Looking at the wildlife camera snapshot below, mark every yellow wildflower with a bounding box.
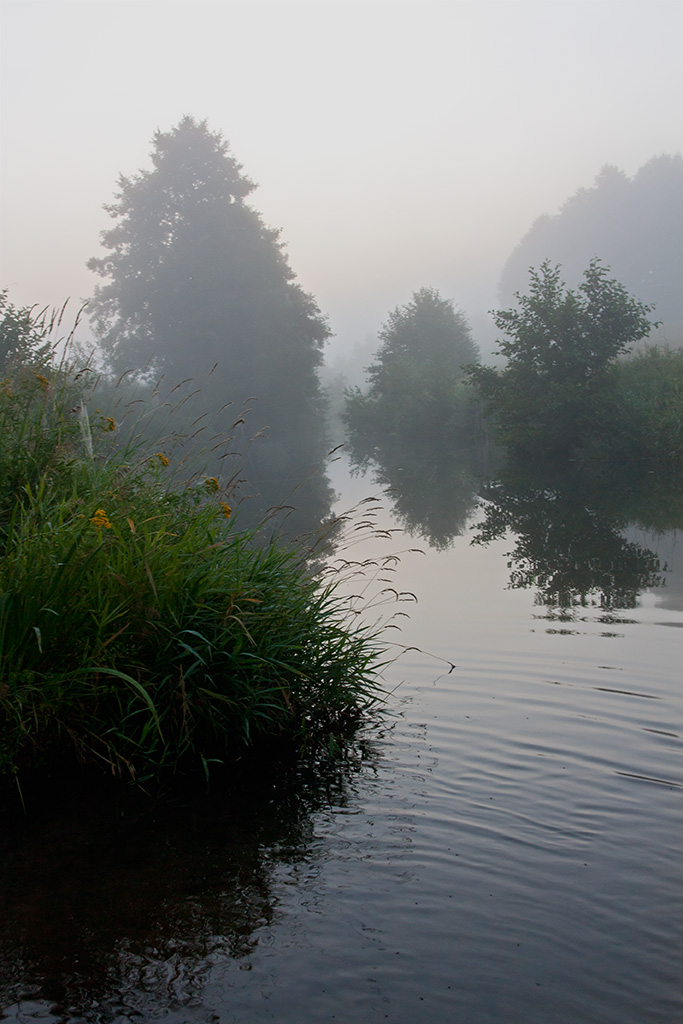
[34,373,50,391]
[89,509,112,530]
[219,502,232,519]
[100,415,116,432]
[155,452,170,466]
[204,476,219,493]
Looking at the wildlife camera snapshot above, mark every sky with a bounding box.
[1,0,681,358]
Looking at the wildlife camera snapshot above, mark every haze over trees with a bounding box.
[343,288,480,459]
[498,155,683,338]
[342,288,482,547]
[467,260,683,471]
[87,116,332,529]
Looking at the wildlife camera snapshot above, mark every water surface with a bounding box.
[1,461,681,1023]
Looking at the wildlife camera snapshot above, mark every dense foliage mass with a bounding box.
[344,288,480,458]
[341,289,484,547]
[0,291,54,373]
[0,306,384,799]
[88,116,332,529]
[466,261,672,468]
[499,155,683,336]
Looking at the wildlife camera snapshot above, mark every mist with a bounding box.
[1,0,681,363]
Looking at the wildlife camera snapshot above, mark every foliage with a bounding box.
[499,154,683,334]
[0,291,55,372]
[0,354,386,795]
[87,116,333,529]
[344,287,480,459]
[604,346,683,470]
[467,261,656,464]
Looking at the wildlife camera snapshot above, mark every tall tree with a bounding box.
[88,116,332,529]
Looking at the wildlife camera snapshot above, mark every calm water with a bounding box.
[1,461,682,1023]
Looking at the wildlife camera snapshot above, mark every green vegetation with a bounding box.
[0,307,386,798]
[605,346,683,471]
[467,260,670,468]
[344,288,480,458]
[342,288,484,548]
[0,290,55,373]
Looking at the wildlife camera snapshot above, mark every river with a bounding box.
[1,458,681,1023]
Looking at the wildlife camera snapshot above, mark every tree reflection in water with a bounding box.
[473,465,683,610]
[348,443,483,551]
[348,425,683,610]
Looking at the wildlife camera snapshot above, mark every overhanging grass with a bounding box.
[0,362,387,792]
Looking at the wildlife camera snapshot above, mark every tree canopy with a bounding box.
[467,261,656,464]
[87,116,332,528]
[498,155,683,336]
[344,287,480,459]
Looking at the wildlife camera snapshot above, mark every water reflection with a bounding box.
[473,467,683,609]
[0,742,377,1022]
[347,442,482,550]
[347,427,683,610]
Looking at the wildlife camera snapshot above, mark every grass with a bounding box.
[0,350,390,799]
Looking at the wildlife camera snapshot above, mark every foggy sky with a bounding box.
[1,0,681,356]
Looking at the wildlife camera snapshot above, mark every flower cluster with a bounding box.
[89,509,112,530]
[219,502,232,519]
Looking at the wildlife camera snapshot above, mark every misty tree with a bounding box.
[467,260,656,464]
[343,287,480,464]
[87,116,332,528]
[498,155,683,337]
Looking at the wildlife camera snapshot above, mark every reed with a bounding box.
[0,355,388,795]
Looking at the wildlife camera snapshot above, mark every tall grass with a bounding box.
[0,352,389,795]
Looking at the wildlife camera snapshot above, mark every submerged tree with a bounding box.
[88,116,332,529]
[467,260,656,464]
[344,287,480,461]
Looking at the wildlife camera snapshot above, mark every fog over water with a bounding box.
[1,0,682,358]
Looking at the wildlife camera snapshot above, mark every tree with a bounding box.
[498,155,683,336]
[467,260,656,463]
[87,116,332,528]
[344,287,480,460]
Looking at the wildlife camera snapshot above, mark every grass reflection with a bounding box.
[0,733,381,1020]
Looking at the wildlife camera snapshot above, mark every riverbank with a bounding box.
[0,364,385,806]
